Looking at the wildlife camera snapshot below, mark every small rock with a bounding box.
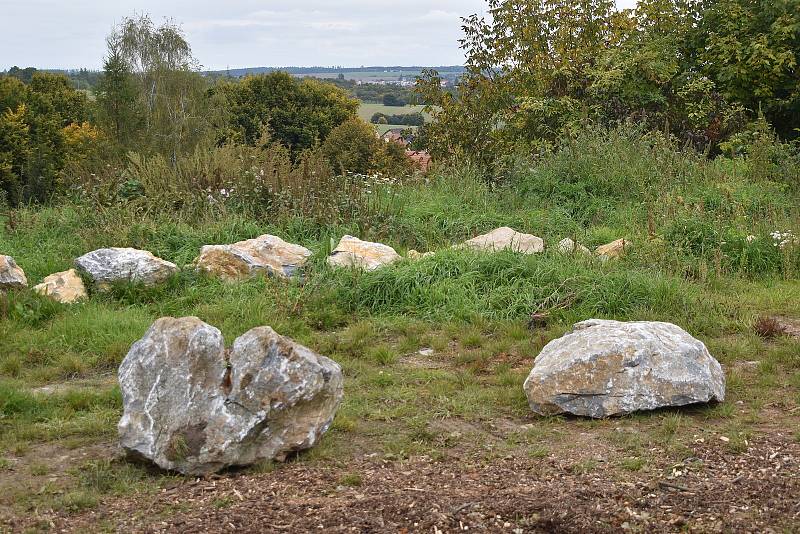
[418,348,434,357]
[327,236,401,271]
[524,319,725,418]
[595,238,629,260]
[195,234,312,281]
[118,317,344,475]
[33,269,87,304]
[407,250,434,260]
[0,255,27,290]
[557,238,591,256]
[459,227,544,254]
[75,247,178,289]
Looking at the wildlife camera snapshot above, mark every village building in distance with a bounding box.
[380,128,432,172]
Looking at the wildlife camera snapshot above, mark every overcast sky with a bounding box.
[1,0,639,70]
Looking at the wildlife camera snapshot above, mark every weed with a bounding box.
[528,446,549,458]
[57,491,98,512]
[620,457,646,471]
[753,315,786,339]
[338,473,363,487]
[212,496,235,509]
[368,344,398,366]
[570,459,598,475]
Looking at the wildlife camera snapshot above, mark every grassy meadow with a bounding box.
[1,128,799,529]
[357,103,431,135]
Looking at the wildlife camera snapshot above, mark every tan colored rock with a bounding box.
[595,238,629,259]
[557,238,591,256]
[195,235,312,281]
[407,249,435,260]
[33,269,87,304]
[0,255,27,290]
[523,319,725,418]
[327,236,401,271]
[460,227,544,254]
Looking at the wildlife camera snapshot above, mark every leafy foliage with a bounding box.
[215,72,358,159]
[418,0,798,164]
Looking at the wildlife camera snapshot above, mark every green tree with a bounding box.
[322,119,380,174]
[106,14,217,160]
[0,72,92,204]
[218,72,358,159]
[0,76,28,113]
[382,93,406,106]
[696,0,800,138]
[96,39,141,148]
[0,104,31,203]
[28,72,88,126]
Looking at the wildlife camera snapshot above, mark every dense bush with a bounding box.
[370,112,425,126]
[215,72,358,159]
[419,0,800,163]
[0,73,93,205]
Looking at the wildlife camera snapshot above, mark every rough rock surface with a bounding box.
[33,269,87,303]
[460,227,544,254]
[118,317,343,475]
[195,235,312,281]
[524,319,725,418]
[557,238,591,256]
[595,238,628,259]
[407,250,435,260]
[0,255,27,289]
[75,248,178,289]
[327,235,401,271]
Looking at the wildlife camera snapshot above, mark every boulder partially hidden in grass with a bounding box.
[523,319,725,418]
[0,255,27,290]
[33,269,87,304]
[118,317,344,475]
[459,227,544,254]
[194,234,312,281]
[75,247,178,290]
[595,238,628,260]
[407,249,435,260]
[557,238,591,256]
[327,235,401,271]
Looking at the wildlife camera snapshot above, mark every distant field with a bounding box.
[358,103,433,134]
[301,70,424,82]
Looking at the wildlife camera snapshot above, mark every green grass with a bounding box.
[0,126,798,521]
[357,102,431,134]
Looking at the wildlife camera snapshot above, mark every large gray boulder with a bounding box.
[523,319,725,418]
[0,255,27,290]
[194,234,312,281]
[75,247,178,289]
[118,317,343,475]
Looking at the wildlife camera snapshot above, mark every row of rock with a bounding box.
[118,316,724,475]
[0,228,628,303]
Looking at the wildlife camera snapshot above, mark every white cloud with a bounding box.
[0,0,638,70]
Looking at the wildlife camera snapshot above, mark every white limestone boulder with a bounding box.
[118,317,344,475]
[75,248,178,289]
[0,255,27,290]
[557,238,591,256]
[459,227,544,254]
[523,319,725,418]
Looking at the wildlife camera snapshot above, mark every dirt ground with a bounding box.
[3,428,798,533]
